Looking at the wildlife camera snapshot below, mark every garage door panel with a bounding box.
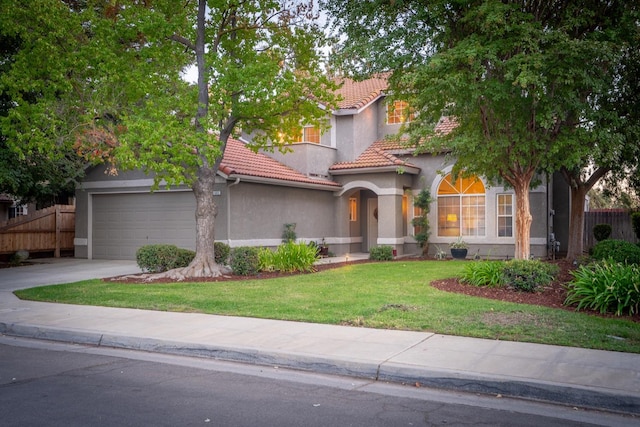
[92,192,196,260]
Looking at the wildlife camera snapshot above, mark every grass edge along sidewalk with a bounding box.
[15,260,640,354]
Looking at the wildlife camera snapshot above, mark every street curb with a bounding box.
[2,322,639,416]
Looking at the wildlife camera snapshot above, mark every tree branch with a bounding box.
[169,34,195,51]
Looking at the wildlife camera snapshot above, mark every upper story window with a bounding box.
[386,100,414,125]
[437,173,486,237]
[280,126,321,144]
[301,126,320,144]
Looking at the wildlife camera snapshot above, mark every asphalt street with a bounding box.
[1,336,635,427]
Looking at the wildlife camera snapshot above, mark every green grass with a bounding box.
[15,261,640,353]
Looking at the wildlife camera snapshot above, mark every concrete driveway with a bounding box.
[0,258,141,293]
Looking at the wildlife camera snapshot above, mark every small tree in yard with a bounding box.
[1,1,338,279]
[411,189,431,255]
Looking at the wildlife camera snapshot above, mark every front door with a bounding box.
[367,198,378,251]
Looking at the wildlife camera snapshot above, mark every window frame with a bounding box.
[386,100,414,125]
[497,194,514,238]
[436,173,486,238]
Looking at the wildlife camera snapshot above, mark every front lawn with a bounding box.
[15,261,640,353]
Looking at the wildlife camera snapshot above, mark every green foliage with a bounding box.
[592,224,612,242]
[281,223,297,243]
[136,244,195,273]
[213,241,230,265]
[0,1,340,274]
[631,212,640,241]
[501,260,559,293]
[258,241,318,273]
[566,260,640,316]
[230,246,260,276]
[460,261,504,288]
[369,246,394,261]
[326,0,640,260]
[411,189,432,250]
[592,239,640,265]
[461,260,558,292]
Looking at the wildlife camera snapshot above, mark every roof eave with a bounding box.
[333,93,385,116]
[330,165,420,176]
[223,173,342,192]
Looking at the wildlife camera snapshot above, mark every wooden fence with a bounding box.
[583,210,638,249]
[0,204,75,257]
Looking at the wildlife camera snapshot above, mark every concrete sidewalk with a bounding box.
[1,257,639,416]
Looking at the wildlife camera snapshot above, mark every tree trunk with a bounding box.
[561,166,609,261]
[513,178,533,260]
[565,185,588,261]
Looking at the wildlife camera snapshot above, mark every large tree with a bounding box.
[1,0,337,277]
[325,0,639,260]
[558,28,640,259]
[0,12,85,207]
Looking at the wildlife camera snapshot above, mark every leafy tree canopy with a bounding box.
[2,0,338,276]
[325,0,639,258]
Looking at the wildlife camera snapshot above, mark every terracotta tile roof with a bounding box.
[434,116,457,134]
[219,139,341,188]
[334,75,389,110]
[329,140,420,172]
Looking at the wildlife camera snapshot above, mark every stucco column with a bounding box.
[333,195,352,255]
[377,193,405,255]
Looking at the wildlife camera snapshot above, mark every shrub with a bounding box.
[631,212,640,241]
[411,189,432,253]
[501,260,559,293]
[213,241,230,265]
[591,239,640,265]
[282,223,297,243]
[592,223,612,242]
[369,245,394,261]
[565,260,640,316]
[260,241,318,273]
[460,261,504,287]
[230,246,261,276]
[136,244,195,273]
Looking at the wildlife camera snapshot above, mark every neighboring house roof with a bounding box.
[0,194,14,204]
[334,75,389,111]
[219,138,341,190]
[329,140,420,175]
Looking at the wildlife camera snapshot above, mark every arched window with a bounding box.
[437,173,486,237]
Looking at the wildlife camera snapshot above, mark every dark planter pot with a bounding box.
[319,246,329,257]
[450,248,468,260]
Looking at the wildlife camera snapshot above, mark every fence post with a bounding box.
[55,205,61,258]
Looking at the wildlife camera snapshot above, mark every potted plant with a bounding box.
[449,236,468,259]
[319,238,329,257]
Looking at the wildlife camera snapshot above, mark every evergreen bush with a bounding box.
[369,245,394,261]
[230,246,261,275]
[136,244,195,273]
[592,239,640,265]
[592,223,612,242]
[501,259,559,292]
[411,189,432,253]
[213,241,231,265]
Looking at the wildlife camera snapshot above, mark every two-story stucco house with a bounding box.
[74,75,563,260]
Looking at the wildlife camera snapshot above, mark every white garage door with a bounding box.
[92,192,196,260]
